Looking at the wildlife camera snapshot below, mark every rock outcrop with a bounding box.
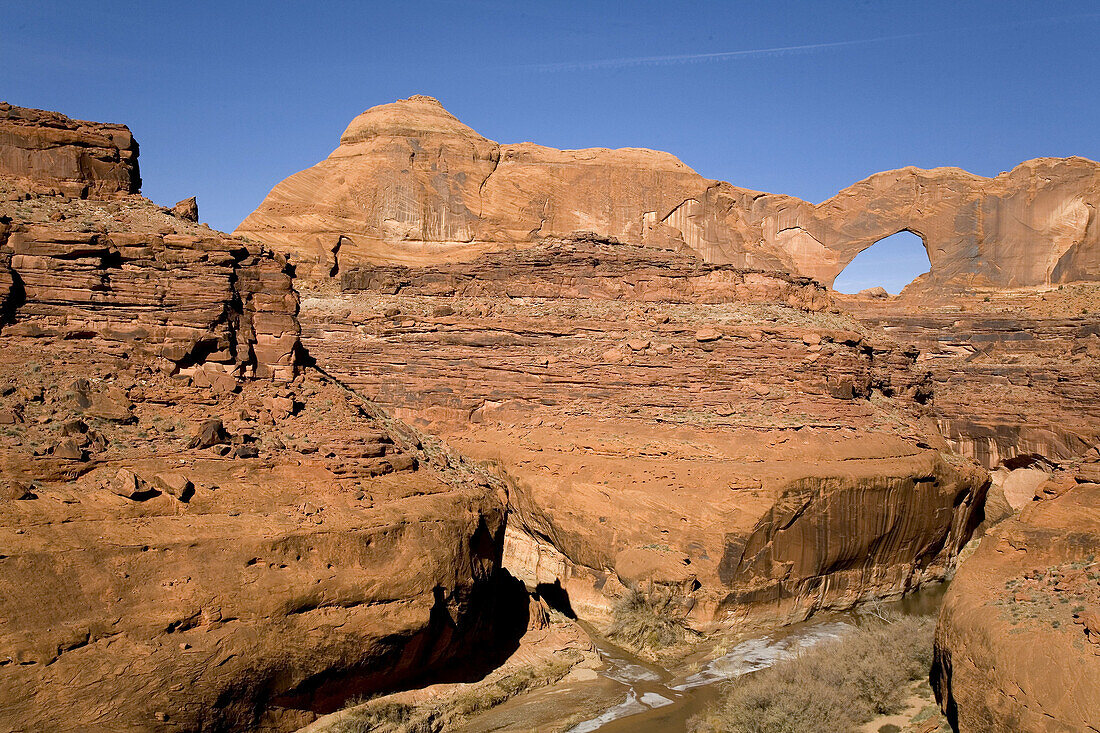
[841,287,1100,470]
[932,479,1100,732]
[302,238,988,627]
[0,339,508,731]
[0,104,509,731]
[237,95,1100,290]
[0,102,140,198]
[0,106,301,383]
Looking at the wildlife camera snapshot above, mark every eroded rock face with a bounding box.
[237,95,1100,290]
[932,479,1100,732]
[340,234,832,309]
[0,182,301,381]
[0,105,509,732]
[0,340,507,732]
[301,239,987,627]
[841,287,1100,470]
[0,102,140,198]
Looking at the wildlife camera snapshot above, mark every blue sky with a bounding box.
[832,231,929,294]
[2,1,1097,291]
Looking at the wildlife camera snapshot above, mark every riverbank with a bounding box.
[302,584,952,732]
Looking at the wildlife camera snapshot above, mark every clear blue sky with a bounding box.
[2,1,1097,291]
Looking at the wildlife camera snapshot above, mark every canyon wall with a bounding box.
[5,97,1095,731]
[0,104,509,731]
[302,238,987,626]
[842,291,1100,470]
[237,95,1100,290]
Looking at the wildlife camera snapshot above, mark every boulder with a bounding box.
[694,328,722,342]
[151,472,194,501]
[52,437,86,461]
[189,418,227,448]
[171,196,198,221]
[933,483,1100,731]
[108,468,146,499]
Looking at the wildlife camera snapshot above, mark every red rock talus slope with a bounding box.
[302,238,987,627]
[932,478,1100,732]
[0,102,140,198]
[237,95,1100,289]
[0,106,508,731]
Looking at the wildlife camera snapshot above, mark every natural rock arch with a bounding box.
[832,229,932,294]
[236,96,1100,289]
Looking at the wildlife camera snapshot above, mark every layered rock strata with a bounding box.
[0,102,140,198]
[302,239,987,627]
[841,287,1100,469]
[932,479,1100,732]
[237,95,1100,290]
[0,177,301,381]
[0,104,509,731]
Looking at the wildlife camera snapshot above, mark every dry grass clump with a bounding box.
[689,614,935,733]
[606,589,697,656]
[329,656,576,733]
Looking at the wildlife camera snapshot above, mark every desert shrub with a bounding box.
[690,614,936,733]
[329,702,426,733]
[607,589,694,654]
[332,657,574,733]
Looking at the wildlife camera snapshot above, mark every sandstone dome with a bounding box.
[338,94,492,145]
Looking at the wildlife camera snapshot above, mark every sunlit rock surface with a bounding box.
[0,103,508,732]
[237,95,1100,290]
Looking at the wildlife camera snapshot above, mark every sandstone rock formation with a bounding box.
[0,104,301,383]
[6,96,1096,732]
[932,478,1100,732]
[302,237,988,627]
[0,102,140,198]
[841,287,1100,470]
[0,209,301,382]
[173,195,199,221]
[0,337,509,731]
[237,95,1100,732]
[0,208,301,381]
[0,104,509,731]
[237,95,1100,290]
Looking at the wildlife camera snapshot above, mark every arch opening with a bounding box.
[832,230,931,295]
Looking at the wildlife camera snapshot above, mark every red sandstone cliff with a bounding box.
[237,95,1100,290]
[0,104,509,731]
[0,102,140,198]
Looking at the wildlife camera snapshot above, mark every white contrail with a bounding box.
[525,13,1100,72]
[529,31,930,72]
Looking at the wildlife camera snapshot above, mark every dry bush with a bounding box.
[331,657,575,733]
[689,614,936,733]
[606,589,696,655]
